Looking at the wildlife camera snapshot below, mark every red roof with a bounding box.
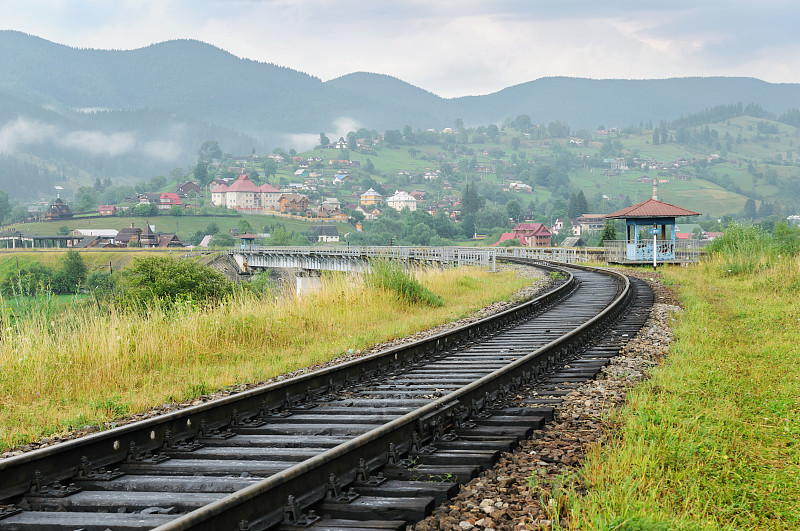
[491,232,517,246]
[226,174,260,193]
[211,184,228,193]
[258,183,281,193]
[160,192,182,204]
[512,223,551,237]
[606,198,700,219]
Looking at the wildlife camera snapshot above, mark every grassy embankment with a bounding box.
[0,264,534,452]
[572,228,800,529]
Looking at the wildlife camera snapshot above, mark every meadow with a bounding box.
[573,227,800,529]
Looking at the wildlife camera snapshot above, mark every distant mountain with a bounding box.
[2,30,800,197]
[452,77,800,130]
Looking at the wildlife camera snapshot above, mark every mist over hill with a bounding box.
[2,30,800,199]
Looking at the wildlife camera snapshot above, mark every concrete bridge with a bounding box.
[228,246,497,274]
[227,245,600,275]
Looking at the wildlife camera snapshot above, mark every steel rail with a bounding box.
[153,264,631,530]
[0,261,571,503]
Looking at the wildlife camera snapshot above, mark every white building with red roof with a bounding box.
[210,174,283,212]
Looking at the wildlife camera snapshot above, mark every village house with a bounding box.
[410,190,426,202]
[574,214,606,235]
[386,190,418,212]
[279,193,310,213]
[211,174,282,212]
[360,188,383,206]
[309,225,340,243]
[493,223,552,247]
[159,193,182,211]
[176,181,201,196]
[508,182,533,193]
[98,205,117,216]
[115,225,143,246]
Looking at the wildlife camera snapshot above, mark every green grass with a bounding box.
[0,265,535,451]
[573,256,800,529]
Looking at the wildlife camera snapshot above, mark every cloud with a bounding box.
[61,130,136,157]
[143,140,183,161]
[0,117,58,153]
[283,133,319,153]
[330,117,364,140]
[0,116,182,162]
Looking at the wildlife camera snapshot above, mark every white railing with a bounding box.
[232,246,498,270]
[603,239,700,263]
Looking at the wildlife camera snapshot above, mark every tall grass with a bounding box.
[573,232,800,529]
[705,221,800,275]
[0,266,532,451]
[364,259,444,306]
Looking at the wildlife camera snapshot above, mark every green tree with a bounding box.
[0,190,11,222]
[198,140,223,163]
[206,222,220,235]
[149,175,167,191]
[384,130,402,145]
[262,159,277,180]
[600,220,617,243]
[318,133,331,148]
[55,250,88,293]
[461,182,485,216]
[194,162,210,187]
[75,187,99,212]
[169,167,186,183]
[238,219,254,234]
[506,200,522,223]
[743,198,757,219]
[210,233,236,247]
[58,225,70,236]
[133,203,158,217]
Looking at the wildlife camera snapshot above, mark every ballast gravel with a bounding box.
[412,269,680,531]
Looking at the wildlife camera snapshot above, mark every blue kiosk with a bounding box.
[604,198,701,265]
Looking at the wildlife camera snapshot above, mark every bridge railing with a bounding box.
[230,246,498,271]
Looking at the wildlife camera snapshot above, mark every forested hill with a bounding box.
[3,31,800,136]
[3,30,800,198]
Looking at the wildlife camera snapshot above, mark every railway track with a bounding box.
[0,260,653,531]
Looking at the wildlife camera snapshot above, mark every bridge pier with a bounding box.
[296,270,323,296]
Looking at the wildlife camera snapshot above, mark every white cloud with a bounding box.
[0,116,184,162]
[143,140,183,161]
[61,130,136,157]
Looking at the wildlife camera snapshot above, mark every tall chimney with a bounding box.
[652,177,658,200]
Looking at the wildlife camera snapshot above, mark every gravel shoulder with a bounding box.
[413,268,679,531]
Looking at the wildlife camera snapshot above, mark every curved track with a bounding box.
[0,261,652,531]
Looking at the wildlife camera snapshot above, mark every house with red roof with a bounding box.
[210,174,285,212]
[492,223,552,247]
[159,193,182,211]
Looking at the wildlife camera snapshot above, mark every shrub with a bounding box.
[114,255,234,307]
[364,259,443,307]
[0,263,54,296]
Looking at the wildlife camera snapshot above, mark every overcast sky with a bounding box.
[2,0,798,98]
